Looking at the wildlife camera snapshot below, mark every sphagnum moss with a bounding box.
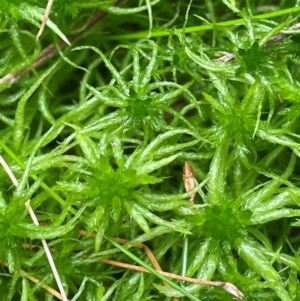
[1,1,300,300]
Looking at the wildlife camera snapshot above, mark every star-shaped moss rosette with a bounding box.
[73,41,202,134]
[182,150,300,300]
[53,124,202,253]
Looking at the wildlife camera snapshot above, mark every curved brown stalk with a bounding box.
[21,232,244,300]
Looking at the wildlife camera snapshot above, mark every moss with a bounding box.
[1,1,300,300]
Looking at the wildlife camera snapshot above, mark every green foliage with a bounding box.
[236,42,273,75]
[1,1,300,301]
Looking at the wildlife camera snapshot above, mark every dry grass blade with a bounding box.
[0,155,68,301]
[0,260,66,300]
[36,0,55,41]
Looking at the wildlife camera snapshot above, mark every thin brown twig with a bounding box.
[20,241,246,300]
[0,0,128,86]
[79,231,164,272]
[22,233,243,300]
[216,21,300,62]
[92,236,179,301]
[20,242,245,300]
[100,259,243,299]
